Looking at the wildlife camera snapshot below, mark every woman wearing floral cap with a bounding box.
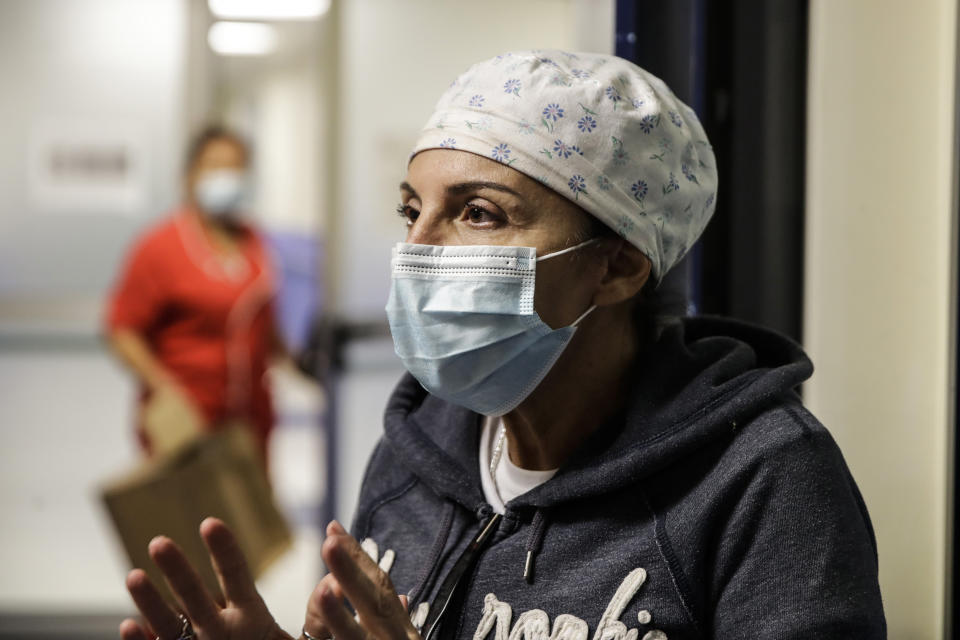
[120,51,885,640]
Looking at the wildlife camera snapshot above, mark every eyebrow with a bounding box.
[399,180,524,199]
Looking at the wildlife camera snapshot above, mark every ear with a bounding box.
[590,239,652,306]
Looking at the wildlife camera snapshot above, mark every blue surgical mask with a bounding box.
[385,238,598,416]
[194,169,249,218]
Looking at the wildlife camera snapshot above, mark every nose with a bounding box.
[405,209,448,245]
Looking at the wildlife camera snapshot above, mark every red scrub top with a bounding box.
[107,208,277,459]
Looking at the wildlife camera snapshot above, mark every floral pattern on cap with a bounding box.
[410,50,718,283]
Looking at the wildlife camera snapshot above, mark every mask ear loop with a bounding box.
[570,303,597,328]
[536,237,602,262]
[537,237,602,328]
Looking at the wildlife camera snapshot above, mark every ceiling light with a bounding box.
[208,0,330,21]
[207,21,278,56]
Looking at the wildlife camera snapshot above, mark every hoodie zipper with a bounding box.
[422,512,502,640]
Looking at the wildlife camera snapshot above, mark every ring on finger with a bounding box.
[176,613,195,640]
[303,626,332,640]
[156,613,195,640]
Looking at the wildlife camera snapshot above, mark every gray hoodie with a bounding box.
[350,316,886,639]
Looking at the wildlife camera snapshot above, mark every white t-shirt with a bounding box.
[479,416,558,514]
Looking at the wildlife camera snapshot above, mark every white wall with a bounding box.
[0,0,190,318]
[804,1,957,636]
[330,0,615,318]
[0,351,136,612]
[216,17,330,236]
[245,63,325,235]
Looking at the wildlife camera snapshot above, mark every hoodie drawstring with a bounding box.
[410,501,550,595]
[523,508,549,584]
[409,500,456,604]
[423,512,502,640]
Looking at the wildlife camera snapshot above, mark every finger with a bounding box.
[322,532,413,640]
[327,520,347,536]
[119,618,152,640]
[125,569,182,640]
[148,536,222,633]
[316,581,366,640]
[398,594,409,612]
[304,574,344,640]
[199,517,260,606]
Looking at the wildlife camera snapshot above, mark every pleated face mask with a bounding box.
[385,238,597,416]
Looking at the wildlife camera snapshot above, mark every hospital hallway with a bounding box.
[1,0,959,638]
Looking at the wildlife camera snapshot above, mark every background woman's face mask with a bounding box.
[385,238,598,416]
[194,169,249,219]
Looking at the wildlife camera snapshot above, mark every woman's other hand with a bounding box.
[120,517,292,640]
[301,521,418,640]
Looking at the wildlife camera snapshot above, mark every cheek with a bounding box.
[533,258,601,329]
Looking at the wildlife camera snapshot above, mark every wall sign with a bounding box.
[27,118,148,215]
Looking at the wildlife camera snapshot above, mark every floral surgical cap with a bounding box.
[410,50,718,283]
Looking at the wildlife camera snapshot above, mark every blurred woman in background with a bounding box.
[106,125,282,463]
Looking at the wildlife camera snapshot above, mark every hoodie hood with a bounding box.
[383,315,812,514]
[363,315,884,639]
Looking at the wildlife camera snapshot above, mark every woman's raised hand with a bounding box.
[120,517,292,640]
[301,521,419,640]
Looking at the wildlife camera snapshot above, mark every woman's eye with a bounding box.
[396,203,419,226]
[465,205,499,225]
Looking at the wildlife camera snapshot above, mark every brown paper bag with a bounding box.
[101,423,292,604]
[141,386,205,456]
